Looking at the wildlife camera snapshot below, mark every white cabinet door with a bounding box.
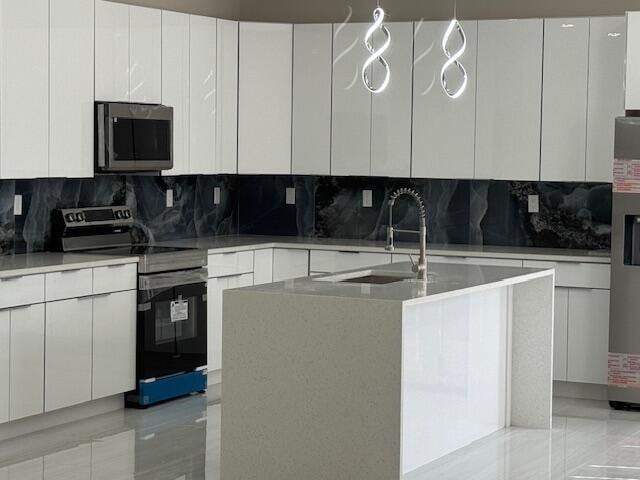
[216,19,239,174]
[332,23,370,176]
[554,287,569,382]
[92,291,136,400]
[412,20,477,179]
[207,273,253,376]
[272,249,309,282]
[129,6,161,103]
[253,249,274,285]
[567,288,610,385]
[625,12,640,110]
[189,15,217,175]
[0,310,8,423]
[292,24,332,175]
[541,18,589,182]
[162,10,190,176]
[238,22,292,174]
[95,0,129,102]
[587,16,626,182]
[9,304,44,421]
[49,0,94,178]
[45,298,92,412]
[0,0,49,179]
[371,22,413,178]
[475,19,543,181]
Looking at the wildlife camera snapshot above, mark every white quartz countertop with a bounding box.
[160,235,611,264]
[0,252,138,279]
[227,261,555,306]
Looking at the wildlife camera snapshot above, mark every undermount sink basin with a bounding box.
[314,269,422,285]
[339,274,412,285]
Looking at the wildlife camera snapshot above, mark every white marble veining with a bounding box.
[236,261,554,305]
[0,252,138,279]
[160,235,611,263]
[0,396,639,480]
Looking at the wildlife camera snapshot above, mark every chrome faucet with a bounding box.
[385,188,427,280]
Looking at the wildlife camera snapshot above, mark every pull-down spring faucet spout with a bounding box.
[385,188,427,280]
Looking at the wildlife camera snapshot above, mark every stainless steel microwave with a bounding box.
[95,102,173,173]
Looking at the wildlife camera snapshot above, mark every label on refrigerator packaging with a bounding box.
[613,159,640,193]
[608,352,640,388]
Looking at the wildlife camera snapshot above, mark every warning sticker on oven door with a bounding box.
[170,300,189,322]
[608,352,640,388]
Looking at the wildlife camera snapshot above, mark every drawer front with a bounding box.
[523,260,610,289]
[0,274,45,309]
[45,268,93,301]
[208,251,254,278]
[93,263,137,295]
[427,256,523,268]
[310,250,392,273]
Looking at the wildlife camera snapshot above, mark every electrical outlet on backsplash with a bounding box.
[0,175,612,255]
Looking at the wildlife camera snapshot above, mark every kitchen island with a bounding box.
[220,261,555,480]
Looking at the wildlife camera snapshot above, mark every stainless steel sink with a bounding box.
[339,274,412,285]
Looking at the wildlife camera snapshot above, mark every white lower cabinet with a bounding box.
[207,273,253,377]
[567,288,610,385]
[553,288,569,382]
[272,249,309,282]
[92,291,136,400]
[45,298,93,412]
[310,250,392,273]
[9,304,45,421]
[253,249,274,285]
[0,310,9,423]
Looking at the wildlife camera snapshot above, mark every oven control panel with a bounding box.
[59,206,133,227]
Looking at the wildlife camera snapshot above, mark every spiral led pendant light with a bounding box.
[362,6,391,94]
[441,18,468,99]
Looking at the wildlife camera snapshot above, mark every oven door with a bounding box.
[137,268,207,380]
[96,102,173,172]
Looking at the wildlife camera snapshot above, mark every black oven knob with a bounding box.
[75,212,85,222]
[65,213,75,223]
[124,210,132,218]
[115,210,124,219]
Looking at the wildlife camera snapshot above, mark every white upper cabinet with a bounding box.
[626,12,640,110]
[238,22,293,174]
[95,0,129,102]
[129,6,161,103]
[332,23,371,176]
[189,15,217,175]
[540,18,589,182]
[0,0,49,179]
[216,19,239,174]
[475,19,543,181]
[587,16,626,182]
[162,11,190,176]
[49,0,94,178]
[371,22,413,178]
[412,20,477,179]
[292,24,332,175]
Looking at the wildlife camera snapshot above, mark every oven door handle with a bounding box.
[138,268,208,291]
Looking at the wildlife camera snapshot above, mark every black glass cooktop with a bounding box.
[84,245,196,256]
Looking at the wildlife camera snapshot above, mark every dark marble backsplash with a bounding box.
[0,175,612,255]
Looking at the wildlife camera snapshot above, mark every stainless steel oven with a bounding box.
[95,102,173,173]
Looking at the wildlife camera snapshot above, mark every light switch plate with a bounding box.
[166,189,174,208]
[286,187,296,205]
[13,194,22,216]
[528,194,540,213]
[214,187,221,205]
[362,190,373,208]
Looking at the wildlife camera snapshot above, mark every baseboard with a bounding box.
[553,380,608,401]
[0,395,123,442]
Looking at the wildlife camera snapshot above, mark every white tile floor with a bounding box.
[2,396,640,479]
